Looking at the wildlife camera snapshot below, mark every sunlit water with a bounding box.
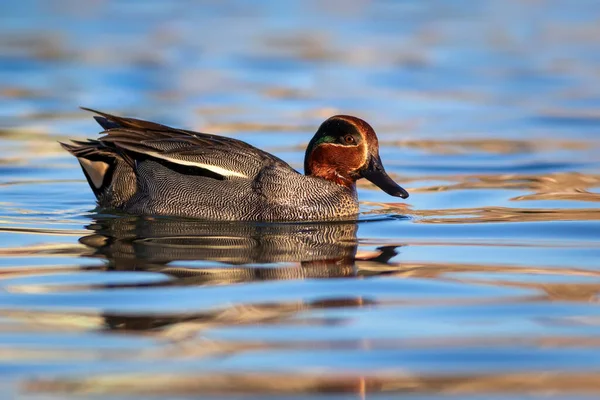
[1,0,600,398]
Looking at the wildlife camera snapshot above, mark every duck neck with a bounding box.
[305,142,359,190]
[305,161,356,189]
[319,169,355,188]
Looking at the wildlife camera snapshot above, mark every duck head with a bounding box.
[304,115,409,199]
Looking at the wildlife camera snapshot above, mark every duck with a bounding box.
[60,108,409,221]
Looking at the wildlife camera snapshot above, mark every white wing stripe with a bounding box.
[141,150,247,178]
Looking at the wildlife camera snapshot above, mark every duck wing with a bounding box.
[82,107,295,180]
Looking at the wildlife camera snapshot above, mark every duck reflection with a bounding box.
[77,216,397,333]
[78,215,387,285]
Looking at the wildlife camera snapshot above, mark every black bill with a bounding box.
[360,155,409,199]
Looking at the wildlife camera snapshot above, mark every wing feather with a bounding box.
[81,108,295,180]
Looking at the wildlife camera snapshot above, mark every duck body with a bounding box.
[61,109,407,221]
[119,158,358,220]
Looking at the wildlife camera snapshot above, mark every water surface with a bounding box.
[1,0,600,398]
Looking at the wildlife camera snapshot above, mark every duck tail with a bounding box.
[81,106,173,131]
[60,140,136,207]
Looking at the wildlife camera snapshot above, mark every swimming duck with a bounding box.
[61,108,408,221]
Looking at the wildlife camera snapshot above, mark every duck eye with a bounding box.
[343,135,356,145]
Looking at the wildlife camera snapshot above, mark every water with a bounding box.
[1,0,600,398]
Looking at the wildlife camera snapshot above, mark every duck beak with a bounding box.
[360,155,409,199]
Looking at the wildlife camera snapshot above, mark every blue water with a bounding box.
[1,0,600,398]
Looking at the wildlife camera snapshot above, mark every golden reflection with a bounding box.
[0,310,103,332]
[359,257,600,302]
[364,171,600,223]
[199,121,314,134]
[101,297,373,341]
[261,33,334,61]
[383,138,587,155]
[0,87,43,99]
[409,172,600,200]
[0,226,87,236]
[0,242,86,258]
[367,204,600,223]
[23,371,600,396]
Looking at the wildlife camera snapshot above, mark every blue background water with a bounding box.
[1,0,600,398]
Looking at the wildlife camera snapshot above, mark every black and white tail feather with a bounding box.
[60,139,118,198]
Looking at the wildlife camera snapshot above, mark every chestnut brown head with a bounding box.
[304,115,408,198]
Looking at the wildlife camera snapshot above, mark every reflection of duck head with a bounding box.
[79,216,361,283]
